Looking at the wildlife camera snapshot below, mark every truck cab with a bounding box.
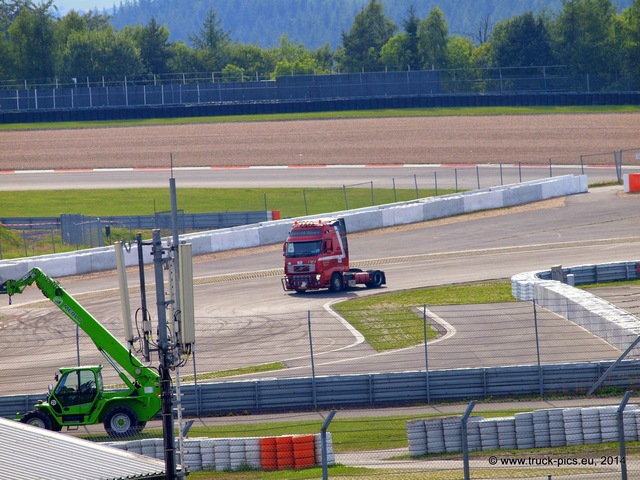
[282,218,385,292]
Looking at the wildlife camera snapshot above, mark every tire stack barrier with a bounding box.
[245,437,262,469]
[200,439,215,469]
[229,438,246,470]
[406,419,427,456]
[514,412,534,449]
[532,410,550,447]
[407,405,640,456]
[293,435,316,469]
[140,438,157,458]
[600,406,620,443]
[425,418,445,454]
[260,437,277,470]
[581,407,601,444]
[496,418,516,450]
[547,408,566,447]
[478,419,498,451]
[442,416,462,453]
[104,433,334,472]
[562,408,584,446]
[275,436,294,470]
[624,406,638,442]
[213,438,230,470]
[467,418,482,452]
[315,432,335,466]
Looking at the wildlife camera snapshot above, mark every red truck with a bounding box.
[281,218,386,293]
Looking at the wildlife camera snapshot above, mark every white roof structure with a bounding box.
[0,417,166,480]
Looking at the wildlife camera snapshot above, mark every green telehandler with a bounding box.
[0,267,161,438]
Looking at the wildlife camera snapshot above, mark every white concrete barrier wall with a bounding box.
[0,175,586,281]
[512,261,640,353]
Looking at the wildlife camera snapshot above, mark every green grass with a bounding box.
[0,187,443,218]
[182,362,286,382]
[187,467,603,479]
[332,280,515,351]
[187,466,376,479]
[145,409,532,454]
[0,186,450,259]
[1,105,639,131]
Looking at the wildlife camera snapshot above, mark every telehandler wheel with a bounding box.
[329,273,344,292]
[104,406,142,438]
[21,410,54,430]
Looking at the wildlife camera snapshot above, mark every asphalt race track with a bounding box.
[0,176,639,394]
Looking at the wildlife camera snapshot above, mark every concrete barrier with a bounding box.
[0,175,587,281]
[624,173,640,193]
[512,261,640,353]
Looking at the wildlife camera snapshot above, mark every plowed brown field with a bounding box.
[1,113,639,170]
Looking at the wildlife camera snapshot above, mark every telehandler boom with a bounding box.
[0,267,161,438]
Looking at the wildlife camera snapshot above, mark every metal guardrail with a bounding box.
[535,261,640,285]
[1,359,638,418]
[1,212,273,232]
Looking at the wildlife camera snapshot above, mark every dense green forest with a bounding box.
[1,0,639,91]
[108,0,633,50]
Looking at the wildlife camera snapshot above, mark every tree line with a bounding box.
[0,0,639,90]
[109,0,576,51]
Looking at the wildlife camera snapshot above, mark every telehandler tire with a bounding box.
[21,410,54,430]
[104,406,143,438]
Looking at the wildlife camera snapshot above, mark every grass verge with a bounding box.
[332,280,515,351]
[0,187,442,218]
[181,362,286,382]
[1,105,639,131]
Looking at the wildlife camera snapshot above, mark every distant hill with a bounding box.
[107,0,634,50]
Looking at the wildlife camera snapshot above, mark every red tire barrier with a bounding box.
[293,435,316,468]
[259,437,277,471]
[275,436,294,470]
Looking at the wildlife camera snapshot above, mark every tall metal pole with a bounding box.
[170,168,181,339]
[152,229,176,480]
[137,233,151,362]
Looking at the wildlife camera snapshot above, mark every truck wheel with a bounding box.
[329,273,344,292]
[21,410,54,430]
[104,406,141,438]
[366,270,384,288]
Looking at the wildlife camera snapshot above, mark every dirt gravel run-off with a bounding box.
[1,113,639,171]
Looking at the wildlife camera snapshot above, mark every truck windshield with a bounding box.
[285,241,322,258]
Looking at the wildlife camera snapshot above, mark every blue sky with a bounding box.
[56,0,115,14]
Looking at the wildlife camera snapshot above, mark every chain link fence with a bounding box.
[1,65,635,113]
[2,285,640,477]
[3,151,640,259]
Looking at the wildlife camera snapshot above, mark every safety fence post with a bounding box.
[308,310,317,409]
[321,410,337,480]
[461,400,477,480]
[617,391,632,480]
